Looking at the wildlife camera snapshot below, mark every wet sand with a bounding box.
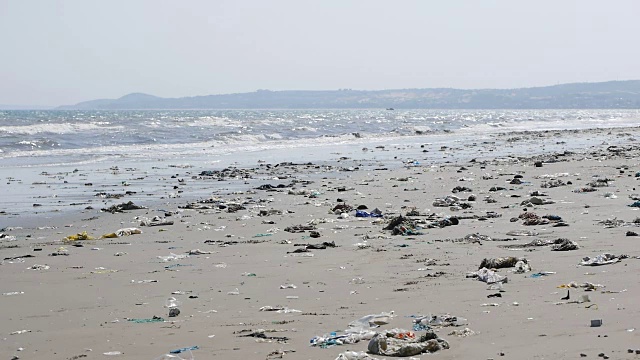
[2,127,640,360]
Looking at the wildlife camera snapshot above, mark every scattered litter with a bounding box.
[479,257,525,269]
[551,238,579,251]
[367,329,449,356]
[448,328,476,337]
[466,268,507,284]
[412,314,467,331]
[63,231,94,242]
[10,329,31,335]
[355,209,383,218]
[259,306,302,314]
[140,216,174,227]
[101,228,142,238]
[188,249,212,255]
[349,311,395,330]
[127,316,165,323]
[27,264,50,270]
[101,201,146,213]
[158,253,189,262]
[103,351,122,356]
[170,346,199,354]
[580,253,627,266]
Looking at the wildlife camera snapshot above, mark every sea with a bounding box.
[1,109,639,222]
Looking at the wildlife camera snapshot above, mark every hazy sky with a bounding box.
[1,0,639,106]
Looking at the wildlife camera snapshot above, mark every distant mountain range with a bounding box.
[57,80,640,110]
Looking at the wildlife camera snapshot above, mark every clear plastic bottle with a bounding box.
[165,297,181,308]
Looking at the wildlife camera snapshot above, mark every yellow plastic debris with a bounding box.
[63,231,95,242]
[100,228,142,239]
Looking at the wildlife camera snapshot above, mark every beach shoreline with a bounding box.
[2,126,640,359]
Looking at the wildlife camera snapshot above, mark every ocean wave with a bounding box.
[0,122,124,135]
[457,114,640,134]
[1,109,639,167]
[0,131,388,163]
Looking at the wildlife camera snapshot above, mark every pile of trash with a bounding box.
[63,231,94,242]
[384,216,422,236]
[313,317,452,357]
[448,328,476,337]
[573,187,598,193]
[557,281,604,291]
[198,167,252,179]
[288,241,336,254]
[551,238,579,251]
[467,257,531,283]
[517,212,566,226]
[101,228,142,238]
[479,256,526,270]
[259,209,283,217]
[348,311,395,330]
[453,233,511,244]
[425,216,460,229]
[540,179,567,188]
[140,216,174,227]
[332,203,354,215]
[101,201,146,213]
[597,218,627,228]
[501,238,579,251]
[367,329,449,356]
[521,196,555,206]
[412,314,468,331]
[451,186,472,193]
[254,182,294,191]
[355,208,383,218]
[311,311,394,348]
[310,331,376,348]
[179,196,252,211]
[466,268,507,284]
[518,212,549,225]
[588,178,612,188]
[432,195,472,210]
[580,253,628,266]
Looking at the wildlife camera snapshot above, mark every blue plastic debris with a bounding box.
[170,346,199,354]
[355,209,383,218]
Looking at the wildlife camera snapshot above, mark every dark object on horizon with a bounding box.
[57,80,640,110]
[386,107,395,110]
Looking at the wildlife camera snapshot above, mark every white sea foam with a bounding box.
[0,131,406,166]
[458,113,640,134]
[0,122,124,135]
[1,109,639,169]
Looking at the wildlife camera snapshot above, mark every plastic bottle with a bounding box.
[165,297,181,308]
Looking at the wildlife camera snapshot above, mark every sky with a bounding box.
[1,0,639,106]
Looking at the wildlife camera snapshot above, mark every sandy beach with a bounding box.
[2,127,640,360]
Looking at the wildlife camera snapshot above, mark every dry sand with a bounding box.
[2,128,640,360]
